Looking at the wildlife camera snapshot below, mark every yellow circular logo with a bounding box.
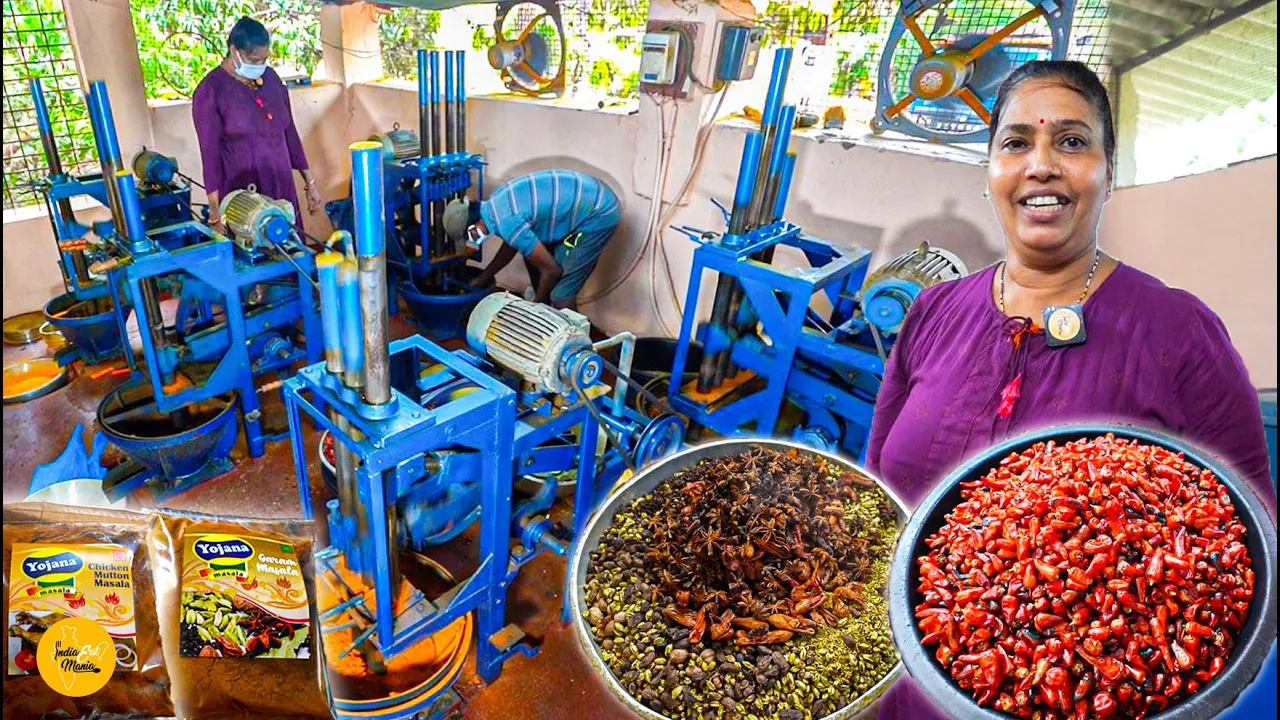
[36,617,116,697]
[1047,307,1082,342]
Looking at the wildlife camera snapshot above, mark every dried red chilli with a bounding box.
[914,434,1254,720]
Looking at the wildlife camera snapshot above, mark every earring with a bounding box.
[982,187,990,198]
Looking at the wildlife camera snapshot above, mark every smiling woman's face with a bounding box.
[988,78,1111,267]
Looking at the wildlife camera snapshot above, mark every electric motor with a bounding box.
[219,185,296,251]
[861,242,967,333]
[131,149,178,185]
[369,127,421,161]
[466,292,594,395]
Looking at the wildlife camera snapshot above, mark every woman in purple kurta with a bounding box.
[192,17,319,231]
[868,62,1274,720]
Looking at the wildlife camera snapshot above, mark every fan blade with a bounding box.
[955,88,992,125]
[515,59,553,86]
[902,13,937,55]
[960,7,1043,63]
[516,11,550,43]
[884,92,920,120]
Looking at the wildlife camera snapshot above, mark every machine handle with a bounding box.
[710,197,732,225]
[670,225,715,244]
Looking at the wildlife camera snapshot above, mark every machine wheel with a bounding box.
[635,414,685,468]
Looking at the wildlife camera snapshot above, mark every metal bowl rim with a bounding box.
[569,437,909,720]
[887,422,1278,720]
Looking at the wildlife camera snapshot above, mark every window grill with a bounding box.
[2,0,97,211]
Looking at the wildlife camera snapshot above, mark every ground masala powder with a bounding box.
[2,503,173,719]
[148,509,332,719]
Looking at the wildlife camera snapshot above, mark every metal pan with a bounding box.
[888,423,1278,720]
[3,312,48,345]
[3,358,70,404]
[568,438,909,720]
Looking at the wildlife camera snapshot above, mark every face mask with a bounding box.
[465,224,488,248]
[234,49,268,81]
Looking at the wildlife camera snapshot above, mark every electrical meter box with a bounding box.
[716,24,764,82]
[640,31,681,85]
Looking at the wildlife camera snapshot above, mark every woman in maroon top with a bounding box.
[192,17,320,232]
[869,61,1273,719]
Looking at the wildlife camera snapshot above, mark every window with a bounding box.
[2,0,97,211]
[380,0,647,102]
[1117,0,1276,186]
[130,0,321,100]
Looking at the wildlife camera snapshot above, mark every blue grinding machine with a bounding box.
[29,78,322,498]
[286,141,685,718]
[326,49,489,340]
[668,49,967,460]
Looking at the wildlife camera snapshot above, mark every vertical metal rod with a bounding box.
[773,152,797,220]
[417,49,430,159]
[697,131,764,393]
[338,259,365,389]
[455,50,466,158]
[444,51,456,156]
[351,142,391,406]
[317,251,344,375]
[428,51,442,158]
[713,51,793,386]
[758,105,797,227]
[334,414,361,553]
[30,79,88,283]
[85,83,129,248]
[424,47,440,263]
[428,51,444,261]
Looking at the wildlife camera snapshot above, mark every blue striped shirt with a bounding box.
[479,170,620,257]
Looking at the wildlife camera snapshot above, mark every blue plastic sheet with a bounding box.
[28,424,109,495]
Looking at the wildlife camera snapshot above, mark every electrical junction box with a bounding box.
[716,24,764,82]
[640,31,681,86]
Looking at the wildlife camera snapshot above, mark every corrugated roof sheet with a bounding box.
[1114,0,1276,127]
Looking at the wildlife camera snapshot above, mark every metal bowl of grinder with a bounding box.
[569,438,908,720]
[887,423,1278,720]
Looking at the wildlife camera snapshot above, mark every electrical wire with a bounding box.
[647,99,678,336]
[577,93,672,305]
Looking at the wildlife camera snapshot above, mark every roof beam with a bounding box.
[1115,0,1277,73]
[1110,24,1169,52]
[1114,0,1217,27]
[1128,89,1207,120]
[1141,44,1277,96]
[1129,71,1255,113]
[1111,6,1194,39]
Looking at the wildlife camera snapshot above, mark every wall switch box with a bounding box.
[640,20,699,99]
[716,24,764,82]
[640,31,681,85]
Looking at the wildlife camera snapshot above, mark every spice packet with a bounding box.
[2,502,174,719]
[149,509,332,720]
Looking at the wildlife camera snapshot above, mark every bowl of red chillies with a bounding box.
[887,424,1277,720]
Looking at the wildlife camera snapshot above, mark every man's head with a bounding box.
[443,198,485,246]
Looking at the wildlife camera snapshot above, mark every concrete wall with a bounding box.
[1102,156,1278,386]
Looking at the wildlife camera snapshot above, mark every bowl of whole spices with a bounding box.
[570,439,908,720]
[888,424,1278,720]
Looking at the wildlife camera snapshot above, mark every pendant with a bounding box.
[1043,303,1086,348]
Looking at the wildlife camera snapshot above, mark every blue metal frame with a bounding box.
[667,220,886,457]
[285,333,646,674]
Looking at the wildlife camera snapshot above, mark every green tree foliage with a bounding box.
[130,0,321,100]
[380,8,442,79]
